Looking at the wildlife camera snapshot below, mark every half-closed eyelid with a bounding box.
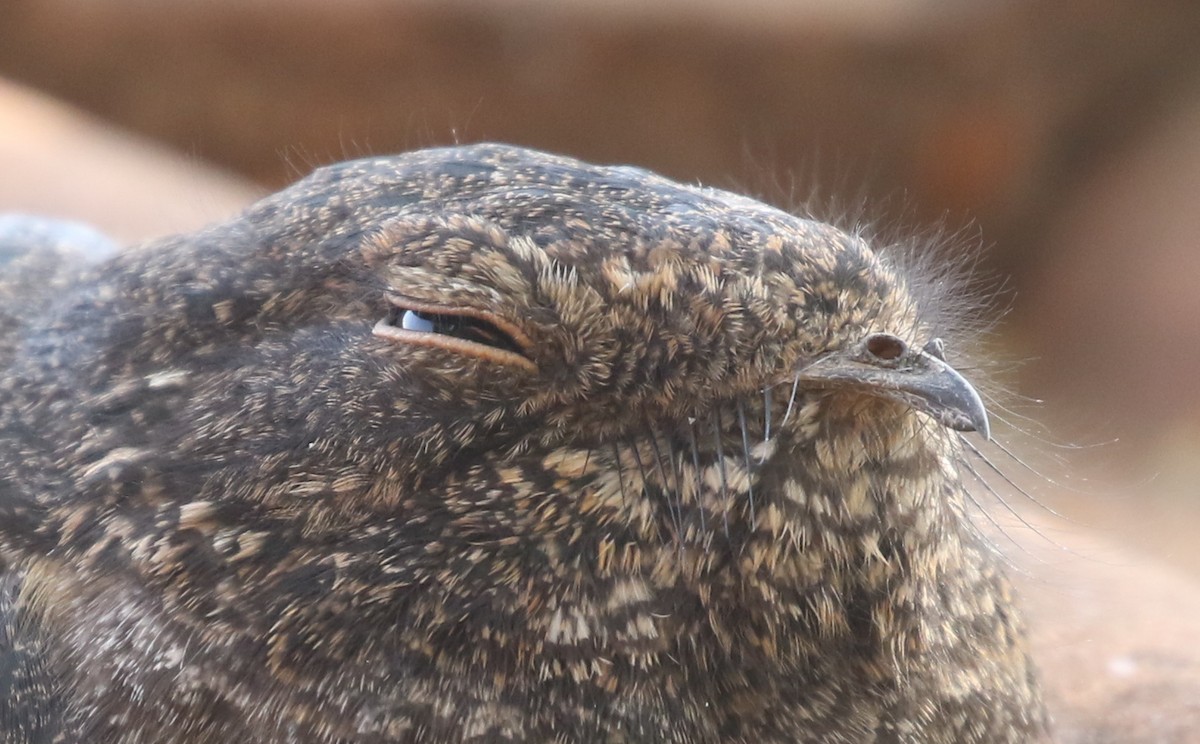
[383,294,535,352]
[373,293,538,372]
[395,307,526,357]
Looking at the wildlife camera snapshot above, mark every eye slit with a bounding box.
[393,308,527,357]
[400,308,436,333]
[865,333,906,361]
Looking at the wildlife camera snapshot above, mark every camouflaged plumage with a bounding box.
[0,144,1048,742]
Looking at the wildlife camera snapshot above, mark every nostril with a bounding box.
[865,333,907,361]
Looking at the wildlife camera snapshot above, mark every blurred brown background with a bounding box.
[3,0,1200,738]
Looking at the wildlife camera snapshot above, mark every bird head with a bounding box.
[350,147,989,482]
[20,144,989,547]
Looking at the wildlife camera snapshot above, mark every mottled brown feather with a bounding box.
[0,144,1048,742]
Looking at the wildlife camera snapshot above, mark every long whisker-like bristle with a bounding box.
[611,442,629,511]
[688,419,707,537]
[781,374,801,426]
[712,409,731,538]
[956,448,1051,568]
[663,435,690,544]
[737,402,757,528]
[647,431,683,546]
[960,437,1075,522]
[763,387,773,442]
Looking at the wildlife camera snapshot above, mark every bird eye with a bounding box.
[865,333,907,361]
[400,309,436,333]
[385,306,527,357]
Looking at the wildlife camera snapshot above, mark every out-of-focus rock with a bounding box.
[1014,515,1200,743]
